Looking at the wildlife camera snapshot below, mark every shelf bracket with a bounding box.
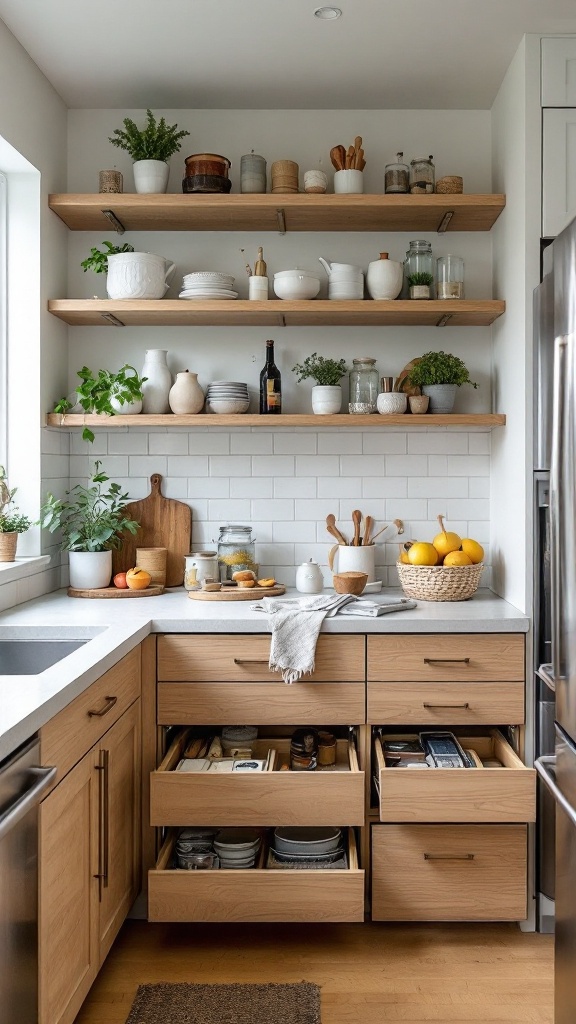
[100,313,125,327]
[102,209,126,234]
[436,313,453,327]
[277,314,286,327]
[276,208,286,235]
[437,211,454,233]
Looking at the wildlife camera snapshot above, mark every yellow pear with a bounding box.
[407,542,438,566]
[433,514,462,557]
[461,538,484,564]
[443,550,473,566]
[398,543,411,565]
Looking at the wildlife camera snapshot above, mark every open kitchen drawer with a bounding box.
[373,730,536,823]
[148,828,364,922]
[150,730,365,827]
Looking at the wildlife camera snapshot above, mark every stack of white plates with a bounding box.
[180,271,238,300]
[213,828,261,869]
[206,381,250,414]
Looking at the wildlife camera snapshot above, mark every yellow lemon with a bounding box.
[432,514,462,558]
[398,541,413,564]
[407,542,438,566]
[443,550,473,566]
[461,538,484,564]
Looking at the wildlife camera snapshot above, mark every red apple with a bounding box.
[113,572,128,589]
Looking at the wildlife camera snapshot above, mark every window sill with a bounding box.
[0,555,51,586]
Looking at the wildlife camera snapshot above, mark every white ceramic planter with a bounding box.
[133,159,170,194]
[110,394,142,415]
[69,550,112,589]
[422,383,457,413]
[333,169,364,194]
[311,385,342,415]
[106,251,176,300]
[377,392,408,415]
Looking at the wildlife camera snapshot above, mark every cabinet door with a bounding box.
[39,751,99,1024]
[541,38,576,106]
[543,108,576,237]
[98,699,141,963]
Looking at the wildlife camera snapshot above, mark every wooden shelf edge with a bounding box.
[46,413,506,429]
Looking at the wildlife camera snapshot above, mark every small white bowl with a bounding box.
[377,392,407,415]
[273,271,321,300]
[207,398,250,414]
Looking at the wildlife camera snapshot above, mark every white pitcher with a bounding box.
[106,251,176,300]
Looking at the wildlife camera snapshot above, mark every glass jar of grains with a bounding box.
[436,254,465,299]
[384,152,409,194]
[217,524,258,580]
[349,357,379,414]
[409,155,435,194]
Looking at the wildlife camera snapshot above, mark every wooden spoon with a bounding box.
[330,145,343,171]
[352,509,362,547]
[326,513,348,546]
[363,515,374,546]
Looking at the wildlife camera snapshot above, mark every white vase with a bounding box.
[133,159,170,194]
[106,251,176,300]
[69,550,112,589]
[311,385,342,415]
[422,383,457,413]
[168,371,205,414]
[366,253,404,300]
[141,350,172,413]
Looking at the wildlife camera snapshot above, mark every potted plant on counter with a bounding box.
[54,364,148,442]
[0,466,32,562]
[39,462,140,589]
[406,350,478,413]
[108,108,190,193]
[292,352,348,414]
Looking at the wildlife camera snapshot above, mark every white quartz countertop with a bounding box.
[0,587,529,761]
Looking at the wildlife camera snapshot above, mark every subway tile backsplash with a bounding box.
[67,427,492,589]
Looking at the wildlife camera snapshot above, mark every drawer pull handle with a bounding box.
[88,695,118,718]
[423,657,471,665]
[424,853,475,861]
[233,658,269,665]
[423,702,470,709]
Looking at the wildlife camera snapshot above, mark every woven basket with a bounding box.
[0,532,17,562]
[396,561,483,602]
[435,175,464,194]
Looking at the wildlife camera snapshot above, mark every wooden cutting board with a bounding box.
[188,585,286,601]
[68,585,165,599]
[112,474,191,587]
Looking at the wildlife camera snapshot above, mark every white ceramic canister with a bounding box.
[168,370,205,414]
[106,251,176,300]
[133,159,170,194]
[184,551,219,590]
[141,349,173,414]
[240,153,267,193]
[333,169,364,194]
[329,544,376,583]
[295,558,324,594]
[248,276,269,300]
[366,252,404,300]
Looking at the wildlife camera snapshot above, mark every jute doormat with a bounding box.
[124,981,321,1024]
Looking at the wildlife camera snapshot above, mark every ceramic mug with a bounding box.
[106,251,176,300]
[328,544,376,583]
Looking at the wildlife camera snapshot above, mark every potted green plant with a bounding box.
[39,462,140,589]
[0,466,33,562]
[292,353,348,414]
[54,365,148,442]
[407,350,478,413]
[81,240,176,300]
[407,271,434,299]
[108,109,190,193]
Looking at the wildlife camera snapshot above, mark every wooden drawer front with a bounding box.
[158,634,365,682]
[150,734,364,827]
[367,634,524,682]
[375,731,535,824]
[40,648,141,783]
[371,824,528,921]
[148,831,364,923]
[158,680,366,726]
[367,681,525,725]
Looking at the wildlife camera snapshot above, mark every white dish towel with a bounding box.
[251,594,355,684]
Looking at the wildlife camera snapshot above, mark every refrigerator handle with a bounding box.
[550,336,567,683]
[535,755,576,829]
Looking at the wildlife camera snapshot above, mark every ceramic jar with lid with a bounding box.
[366,253,403,300]
[168,370,205,414]
[295,559,324,594]
[217,525,258,580]
[349,357,379,414]
[240,153,267,193]
[184,552,219,591]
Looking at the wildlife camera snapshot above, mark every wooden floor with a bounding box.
[74,920,553,1024]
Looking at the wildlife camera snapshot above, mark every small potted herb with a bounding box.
[292,352,348,414]
[108,109,190,193]
[408,271,434,299]
[407,350,478,413]
[39,461,140,589]
[0,466,33,562]
[80,240,135,275]
[54,364,148,442]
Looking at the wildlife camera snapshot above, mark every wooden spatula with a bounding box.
[326,513,348,545]
[363,515,374,546]
[352,509,362,546]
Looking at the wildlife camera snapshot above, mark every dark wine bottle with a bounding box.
[259,339,282,414]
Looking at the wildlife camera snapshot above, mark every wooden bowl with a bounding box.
[332,571,368,595]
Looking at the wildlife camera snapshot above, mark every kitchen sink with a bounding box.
[0,639,88,675]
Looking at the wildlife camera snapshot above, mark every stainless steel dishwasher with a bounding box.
[0,738,56,1024]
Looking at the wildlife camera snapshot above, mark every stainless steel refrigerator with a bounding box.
[535,214,576,1023]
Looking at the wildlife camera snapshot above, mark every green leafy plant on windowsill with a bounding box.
[0,466,32,534]
[292,352,348,387]
[53,364,147,443]
[108,109,190,162]
[80,241,135,275]
[407,350,478,389]
[39,461,140,553]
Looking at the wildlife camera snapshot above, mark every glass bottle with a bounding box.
[349,357,379,414]
[384,152,409,194]
[409,155,435,194]
[436,254,465,299]
[259,339,282,414]
[217,525,258,580]
[404,239,434,298]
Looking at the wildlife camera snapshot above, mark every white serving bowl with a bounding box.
[207,398,250,414]
[273,270,321,300]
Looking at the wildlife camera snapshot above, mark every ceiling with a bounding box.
[1,0,576,109]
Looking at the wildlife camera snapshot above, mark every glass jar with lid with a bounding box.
[217,525,258,580]
[404,239,434,298]
[384,152,409,194]
[349,357,379,414]
[409,155,435,194]
[436,254,465,299]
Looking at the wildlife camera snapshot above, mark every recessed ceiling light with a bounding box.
[314,6,342,19]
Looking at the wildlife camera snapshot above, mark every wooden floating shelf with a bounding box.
[48,193,506,234]
[48,299,505,328]
[46,413,506,430]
